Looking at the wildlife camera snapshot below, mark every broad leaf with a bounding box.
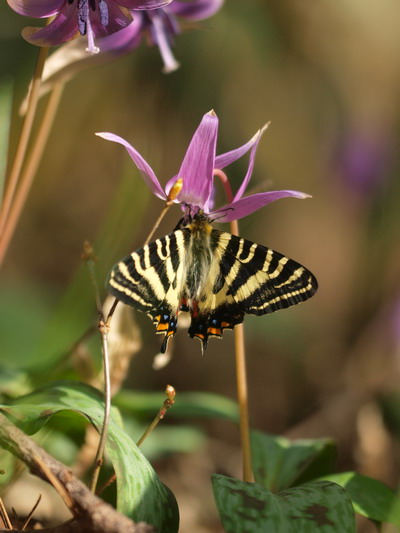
[0,381,179,532]
[251,430,335,492]
[212,474,355,533]
[322,472,400,527]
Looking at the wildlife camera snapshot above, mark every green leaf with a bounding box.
[321,472,400,527]
[0,76,13,202]
[0,381,179,532]
[115,390,239,422]
[251,430,335,492]
[212,474,355,533]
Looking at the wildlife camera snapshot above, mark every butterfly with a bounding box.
[107,213,318,354]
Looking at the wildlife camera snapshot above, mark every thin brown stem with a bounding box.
[21,494,42,531]
[136,385,175,447]
[0,496,12,529]
[214,168,254,482]
[0,45,49,235]
[81,243,112,493]
[90,320,111,493]
[0,81,64,266]
[143,204,171,246]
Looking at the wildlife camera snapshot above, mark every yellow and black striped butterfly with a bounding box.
[108,213,318,354]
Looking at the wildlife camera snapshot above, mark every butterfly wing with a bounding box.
[108,229,190,352]
[188,230,318,350]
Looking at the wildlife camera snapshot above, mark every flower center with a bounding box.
[67,0,109,36]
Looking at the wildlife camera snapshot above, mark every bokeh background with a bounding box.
[1,1,400,531]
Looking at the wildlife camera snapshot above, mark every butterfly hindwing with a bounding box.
[187,230,318,349]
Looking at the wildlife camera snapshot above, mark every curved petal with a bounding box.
[96,132,167,200]
[214,122,268,172]
[99,14,143,50]
[233,123,269,201]
[176,110,218,208]
[211,190,311,222]
[169,0,223,20]
[22,6,79,47]
[118,0,172,9]
[89,2,133,37]
[7,0,64,18]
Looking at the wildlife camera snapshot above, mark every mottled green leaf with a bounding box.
[251,430,335,492]
[322,472,400,527]
[212,474,355,533]
[0,381,179,532]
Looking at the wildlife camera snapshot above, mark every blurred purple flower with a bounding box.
[113,0,224,72]
[337,129,391,198]
[97,110,310,222]
[7,0,172,53]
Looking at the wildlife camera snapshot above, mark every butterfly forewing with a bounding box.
[108,229,190,344]
[211,231,317,315]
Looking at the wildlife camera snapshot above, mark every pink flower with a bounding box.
[97,110,310,223]
[7,0,172,53]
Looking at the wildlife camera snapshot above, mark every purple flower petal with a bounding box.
[169,0,223,20]
[118,0,172,8]
[176,110,218,208]
[233,124,269,201]
[211,190,311,222]
[87,2,133,38]
[215,123,268,171]
[7,0,64,18]
[96,132,167,200]
[148,10,180,72]
[22,5,79,47]
[100,14,143,51]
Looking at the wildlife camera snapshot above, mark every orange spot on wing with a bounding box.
[221,321,232,328]
[156,323,168,331]
[207,327,222,336]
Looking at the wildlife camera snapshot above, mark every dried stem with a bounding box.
[21,494,42,531]
[136,385,176,447]
[0,81,64,266]
[214,169,254,482]
[0,44,49,236]
[81,243,112,493]
[0,495,12,529]
[90,321,111,493]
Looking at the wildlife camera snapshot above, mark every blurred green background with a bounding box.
[1,1,400,531]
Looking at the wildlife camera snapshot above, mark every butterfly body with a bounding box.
[108,214,318,353]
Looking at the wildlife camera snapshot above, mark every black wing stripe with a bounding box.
[208,232,317,316]
[108,230,190,314]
